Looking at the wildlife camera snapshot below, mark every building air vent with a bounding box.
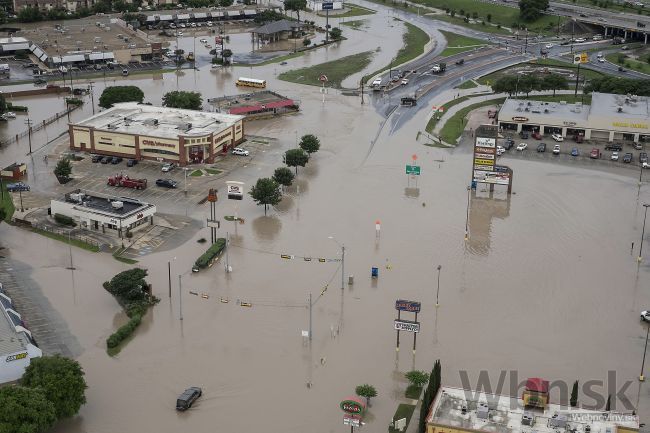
[522,413,535,426]
[477,402,490,420]
[107,123,117,130]
[549,413,567,428]
[111,201,124,209]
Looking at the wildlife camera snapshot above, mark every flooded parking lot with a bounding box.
[1,3,650,432]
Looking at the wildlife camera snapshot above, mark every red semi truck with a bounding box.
[107,174,147,190]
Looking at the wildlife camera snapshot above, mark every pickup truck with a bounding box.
[107,175,147,190]
[431,63,446,73]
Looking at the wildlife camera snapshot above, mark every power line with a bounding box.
[229,243,341,263]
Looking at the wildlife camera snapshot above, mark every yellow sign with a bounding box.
[474,159,495,166]
[612,122,649,129]
[573,53,588,64]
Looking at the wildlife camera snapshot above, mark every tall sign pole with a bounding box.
[319,74,328,104]
[394,300,421,353]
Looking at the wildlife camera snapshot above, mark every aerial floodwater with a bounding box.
[0,2,649,433]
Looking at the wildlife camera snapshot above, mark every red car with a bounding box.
[590,148,601,159]
[532,132,542,140]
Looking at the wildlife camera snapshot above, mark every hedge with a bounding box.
[54,213,76,226]
[193,238,226,271]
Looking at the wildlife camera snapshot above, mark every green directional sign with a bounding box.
[406,165,421,175]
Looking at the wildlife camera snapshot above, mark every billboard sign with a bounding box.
[394,319,420,333]
[226,181,244,200]
[474,168,510,185]
[472,126,499,183]
[340,397,366,415]
[344,415,362,427]
[322,1,334,9]
[395,299,421,313]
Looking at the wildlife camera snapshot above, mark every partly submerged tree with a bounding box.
[0,386,56,432]
[249,178,282,215]
[355,384,378,407]
[284,148,309,174]
[272,167,295,188]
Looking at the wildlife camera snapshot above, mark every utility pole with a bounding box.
[178,275,183,321]
[360,77,365,105]
[341,244,345,290]
[325,8,329,43]
[638,204,650,262]
[225,231,230,273]
[88,81,96,115]
[67,230,74,270]
[168,260,172,298]
[435,265,441,307]
[309,292,312,342]
[24,118,33,154]
[641,324,649,381]
[574,62,581,97]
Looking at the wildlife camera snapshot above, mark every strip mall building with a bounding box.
[69,102,245,165]
[497,92,650,143]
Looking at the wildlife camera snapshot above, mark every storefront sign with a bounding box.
[475,137,496,148]
[474,164,494,171]
[6,352,28,362]
[395,299,421,313]
[142,139,176,148]
[475,146,495,154]
[613,122,649,129]
[474,158,495,166]
[340,397,366,415]
[563,121,577,127]
[474,153,495,160]
[394,319,420,333]
[511,116,529,122]
[226,181,245,200]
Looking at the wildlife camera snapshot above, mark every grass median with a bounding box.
[425,95,470,134]
[0,185,15,223]
[477,59,606,86]
[279,50,374,88]
[606,52,650,75]
[439,30,486,57]
[364,21,429,81]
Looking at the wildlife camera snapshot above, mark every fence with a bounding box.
[31,222,101,249]
[0,104,81,147]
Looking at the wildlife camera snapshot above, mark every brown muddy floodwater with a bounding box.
[1,85,650,433]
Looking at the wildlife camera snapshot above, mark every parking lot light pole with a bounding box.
[168,256,176,298]
[638,203,650,262]
[436,265,442,307]
[639,164,644,186]
[178,274,183,321]
[464,185,471,241]
[640,324,649,381]
[328,236,345,290]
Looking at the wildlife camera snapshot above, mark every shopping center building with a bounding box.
[497,92,650,143]
[69,102,245,165]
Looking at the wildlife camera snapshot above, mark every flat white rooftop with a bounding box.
[428,387,639,433]
[73,102,244,140]
[0,37,29,45]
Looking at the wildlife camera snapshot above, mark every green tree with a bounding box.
[519,0,548,21]
[518,74,540,97]
[104,268,149,301]
[162,91,202,110]
[0,386,56,432]
[492,75,519,95]
[219,0,234,6]
[221,48,233,64]
[541,73,568,96]
[272,167,295,188]
[254,9,284,24]
[54,158,72,180]
[355,384,378,407]
[284,0,307,21]
[284,148,309,174]
[329,27,342,40]
[405,370,430,388]
[18,5,42,22]
[487,13,492,21]
[249,178,282,215]
[570,380,579,407]
[0,93,7,114]
[419,360,441,433]
[299,134,321,154]
[99,86,144,108]
[22,355,87,420]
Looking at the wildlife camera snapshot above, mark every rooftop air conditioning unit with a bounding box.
[477,402,490,420]
[111,201,124,209]
[522,413,535,426]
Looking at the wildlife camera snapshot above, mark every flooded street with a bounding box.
[1,3,650,432]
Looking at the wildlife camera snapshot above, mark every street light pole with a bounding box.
[309,292,312,342]
[436,265,441,307]
[638,204,650,262]
[178,274,183,321]
[640,325,649,381]
[464,185,471,240]
[328,236,345,290]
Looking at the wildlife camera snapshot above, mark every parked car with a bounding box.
[635,143,643,150]
[516,143,528,151]
[455,59,465,65]
[111,156,123,164]
[496,145,506,156]
[91,154,103,163]
[156,179,178,188]
[537,142,546,152]
[101,156,111,164]
[176,387,202,411]
[545,43,554,49]
[6,182,30,192]
[161,162,176,172]
[611,151,619,161]
[553,144,561,155]
[590,148,600,159]
[640,152,648,164]
[552,133,564,142]
[571,147,579,156]
[605,143,623,151]
[623,152,633,163]
[232,147,250,156]
[126,158,138,167]
[503,138,514,150]
[519,131,529,139]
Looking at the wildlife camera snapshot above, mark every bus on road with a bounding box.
[236,77,267,88]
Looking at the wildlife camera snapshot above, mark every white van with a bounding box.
[371,78,382,88]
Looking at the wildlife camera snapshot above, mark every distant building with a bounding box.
[68,102,245,165]
[0,285,42,384]
[426,385,639,433]
[497,92,650,143]
[50,190,156,236]
[251,19,304,43]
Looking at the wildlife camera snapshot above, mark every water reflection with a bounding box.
[251,215,282,241]
[466,190,512,256]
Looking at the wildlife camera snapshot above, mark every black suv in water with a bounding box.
[605,143,623,151]
[623,153,633,163]
[176,387,202,411]
[156,179,178,189]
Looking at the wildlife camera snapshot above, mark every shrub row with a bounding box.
[54,213,76,226]
[193,237,226,270]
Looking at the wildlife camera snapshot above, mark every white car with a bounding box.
[611,151,619,161]
[552,133,564,142]
[177,31,184,36]
[401,79,409,85]
[516,143,528,151]
[199,38,208,43]
[496,145,506,155]
[553,144,561,155]
[644,162,650,169]
[642,310,650,321]
[597,52,603,58]
[231,147,250,156]
[161,163,175,172]
[598,57,605,63]
[574,38,586,43]
[545,43,554,49]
